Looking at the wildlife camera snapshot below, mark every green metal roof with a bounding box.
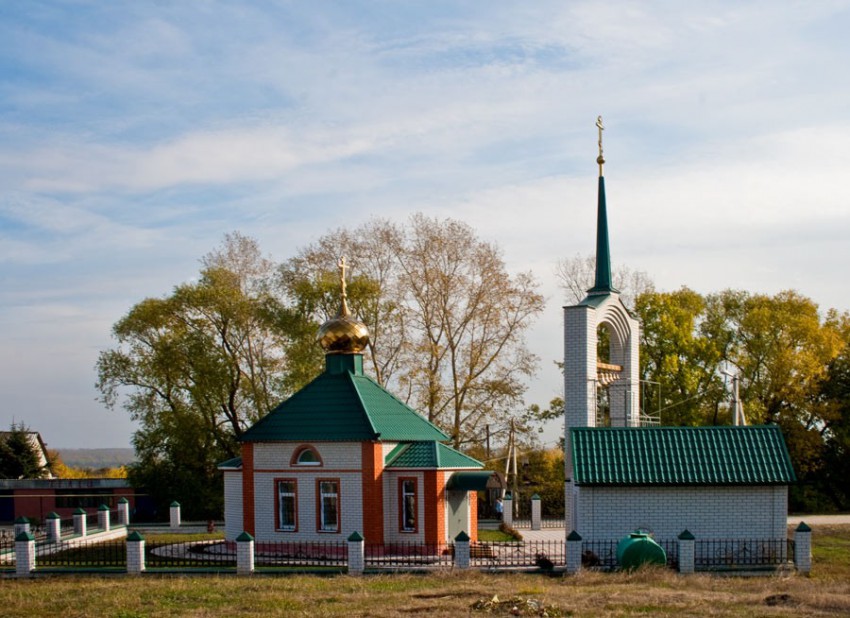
[570,425,796,486]
[385,442,483,469]
[240,356,449,443]
[445,470,494,490]
[218,456,243,470]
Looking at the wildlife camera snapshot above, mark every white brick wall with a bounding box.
[575,485,788,541]
[382,470,425,544]
[253,442,362,469]
[246,442,366,542]
[223,471,243,541]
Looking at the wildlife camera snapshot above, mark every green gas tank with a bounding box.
[616,532,667,569]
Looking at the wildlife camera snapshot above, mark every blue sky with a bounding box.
[2,1,850,449]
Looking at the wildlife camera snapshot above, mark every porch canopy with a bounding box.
[445,470,494,491]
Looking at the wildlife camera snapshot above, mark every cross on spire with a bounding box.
[337,256,351,317]
[596,115,605,176]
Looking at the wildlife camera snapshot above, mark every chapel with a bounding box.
[220,259,488,544]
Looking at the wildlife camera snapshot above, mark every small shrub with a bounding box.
[498,522,523,541]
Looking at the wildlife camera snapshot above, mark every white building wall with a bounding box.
[575,485,788,541]
[250,442,364,542]
[223,471,243,541]
[382,470,425,544]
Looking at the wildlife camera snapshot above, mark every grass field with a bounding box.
[0,526,848,617]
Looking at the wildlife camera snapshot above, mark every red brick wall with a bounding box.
[360,442,384,544]
[241,443,255,536]
[424,470,446,545]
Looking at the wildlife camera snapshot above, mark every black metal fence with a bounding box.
[365,542,454,569]
[2,532,799,574]
[581,539,679,570]
[145,540,236,568]
[0,536,15,567]
[36,538,126,569]
[471,540,565,570]
[694,538,790,570]
[255,540,348,569]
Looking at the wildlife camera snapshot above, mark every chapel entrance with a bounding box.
[446,490,468,540]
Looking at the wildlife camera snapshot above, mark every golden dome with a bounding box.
[317,257,370,354]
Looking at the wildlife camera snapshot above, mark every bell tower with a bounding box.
[563,117,641,529]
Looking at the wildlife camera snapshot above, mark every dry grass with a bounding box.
[1,526,848,617]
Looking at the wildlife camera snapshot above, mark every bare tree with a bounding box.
[280,214,545,447]
[556,253,654,309]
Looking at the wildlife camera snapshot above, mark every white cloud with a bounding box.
[2,1,850,447]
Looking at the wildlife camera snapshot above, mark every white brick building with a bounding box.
[220,265,489,545]
[563,130,795,545]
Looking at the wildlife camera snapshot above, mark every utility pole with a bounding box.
[730,373,747,426]
[486,424,491,461]
[510,419,519,519]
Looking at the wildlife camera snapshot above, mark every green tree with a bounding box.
[635,288,727,425]
[0,422,51,479]
[96,234,321,518]
[281,214,545,448]
[818,325,850,510]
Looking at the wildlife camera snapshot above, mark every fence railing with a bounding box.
[365,542,454,568]
[146,540,236,568]
[581,539,679,570]
[0,536,15,567]
[6,532,803,575]
[694,538,790,570]
[36,538,126,569]
[510,519,566,530]
[471,540,565,569]
[255,541,348,568]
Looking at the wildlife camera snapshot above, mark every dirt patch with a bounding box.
[411,591,481,600]
[471,595,567,616]
[764,593,795,607]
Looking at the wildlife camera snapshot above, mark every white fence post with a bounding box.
[236,532,255,575]
[45,512,61,542]
[117,497,130,526]
[677,530,695,574]
[347,531,365,575]
[454,531,470,569]
[126,531,146,574]
[98,504,111,532]
[169,501,181,529]
[503,493,513,527]
[73,508,87,537]
[15,531,35,578]
[14,516,31,537]
[566,530,582,574]
[530,494,541,531]
[794,521,812,574]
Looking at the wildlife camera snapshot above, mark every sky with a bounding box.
[2,1,850,450]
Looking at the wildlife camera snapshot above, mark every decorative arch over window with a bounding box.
[290,445,323,467]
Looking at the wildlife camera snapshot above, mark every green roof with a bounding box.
[445,470,493,490]
[218,457,243,470]
[570,425,796,486]
[385,442,483,469]
[241,356,448,443]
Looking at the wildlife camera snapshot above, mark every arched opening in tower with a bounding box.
[596,322,624,427]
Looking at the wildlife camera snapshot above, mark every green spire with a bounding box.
[587,118,619,296]
[587,176,618,294]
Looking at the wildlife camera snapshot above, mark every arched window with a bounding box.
[290,445,323,466]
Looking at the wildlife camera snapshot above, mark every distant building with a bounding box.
[0,478,137,523]
[220,261,490,544]
[0,430,54,479]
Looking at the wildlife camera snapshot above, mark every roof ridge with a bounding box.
[347,372,380,439]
